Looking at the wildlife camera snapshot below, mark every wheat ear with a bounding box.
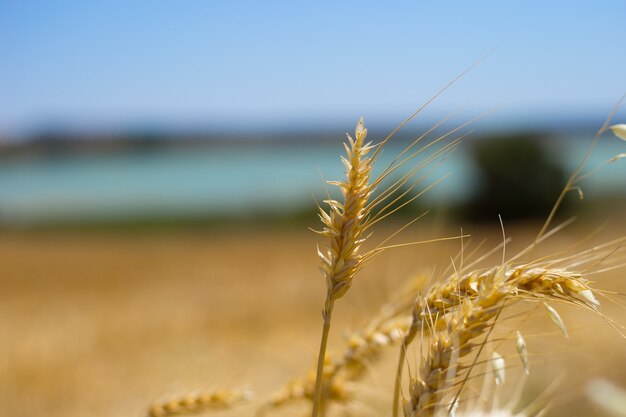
[402,264,602,417]
[312,117,375,417]
[147,389,252,417]
[392,260,603,416]
[403,278,507,417]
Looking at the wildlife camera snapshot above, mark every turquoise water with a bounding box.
[0,137,622,223]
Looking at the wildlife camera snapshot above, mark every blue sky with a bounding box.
[1,1,625,136]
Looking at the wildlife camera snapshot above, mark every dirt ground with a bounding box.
[1,221,625,417]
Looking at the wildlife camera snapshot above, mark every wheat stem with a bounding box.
[535,95,624,243]
[312,118,373,417]
[393,341,409,417]
[312,299,334,417]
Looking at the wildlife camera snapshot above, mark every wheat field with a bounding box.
[3,119,626,417]
[1,219,625,417]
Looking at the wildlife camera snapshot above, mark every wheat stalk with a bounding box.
[261,296,414,414]
[312,108,475,416]
[311,117,376,416]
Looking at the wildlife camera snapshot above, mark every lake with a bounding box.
[0,136,623,223]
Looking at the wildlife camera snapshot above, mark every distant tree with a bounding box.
[464,133,567,222]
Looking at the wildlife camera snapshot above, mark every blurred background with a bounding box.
[1,2,625,417]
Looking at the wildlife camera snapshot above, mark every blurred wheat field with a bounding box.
[1,221,625,417]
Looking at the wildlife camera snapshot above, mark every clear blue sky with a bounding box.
[1,1,625,136]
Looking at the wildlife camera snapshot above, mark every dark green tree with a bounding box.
[465,134,567,222]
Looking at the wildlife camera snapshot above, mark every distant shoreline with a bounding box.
[0,122,602,160]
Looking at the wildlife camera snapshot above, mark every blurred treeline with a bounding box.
[367,133,568,224]
[0,129,623,232]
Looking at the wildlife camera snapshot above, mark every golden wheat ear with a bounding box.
[315,117,374,309]
[311,117,376,416]
[313,112,479,416]
[392,261,598,416]
[400,259,609,417]
[146,389,253,417]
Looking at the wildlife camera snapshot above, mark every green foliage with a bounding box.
[464,133,567,222]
